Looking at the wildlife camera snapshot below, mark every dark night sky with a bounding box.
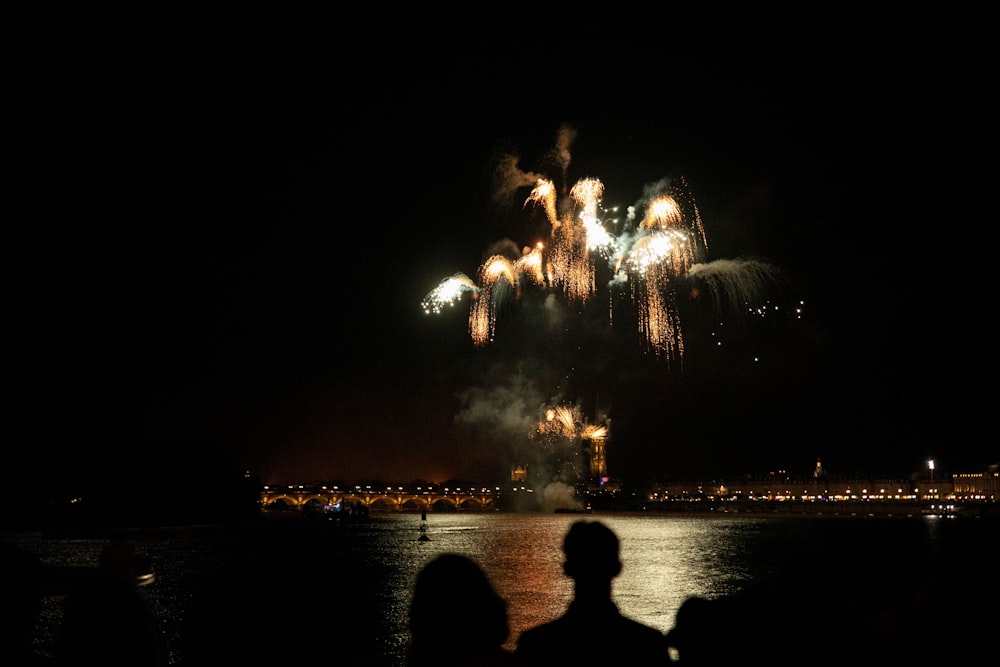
[14,23,994,496]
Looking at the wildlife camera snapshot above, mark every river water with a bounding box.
[5,509,996,664]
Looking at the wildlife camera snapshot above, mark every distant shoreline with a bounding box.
[6,498,995,538]
[269,498,1000,520]
[583,498,1000,519]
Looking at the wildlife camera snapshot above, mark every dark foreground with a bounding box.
[4,508,998,665]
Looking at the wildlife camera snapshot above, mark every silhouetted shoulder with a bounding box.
[516,521,671,664]
[517,603,669,662]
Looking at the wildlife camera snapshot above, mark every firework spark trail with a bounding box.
[687,258,785,314]
[633,266,685,361]
[571,177,603,219]
[469,255,518,347]
[625,229,691,276]
[531,401,611,486]
[421,273,479,314]
[514,243,545,285]
[549,204,596,303]
[541,405,578,437]
[525,178,559,226]
[537,404,608,445]
[574,178,619,259]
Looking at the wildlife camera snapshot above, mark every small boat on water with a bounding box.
[554,505,593,514]
[301,499,371,522]
[418,510,430,541]
[922,502,980,517]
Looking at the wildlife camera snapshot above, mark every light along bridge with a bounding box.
[261,483,503,513]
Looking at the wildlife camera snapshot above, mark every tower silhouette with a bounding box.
[588,435,607,478]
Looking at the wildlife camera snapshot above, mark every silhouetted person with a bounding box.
[51,542,167,666]
[177,518,384,665]
[408,553,518,666]
[516,520,671,664]
[664,595,737,665]
[0,542,51,665]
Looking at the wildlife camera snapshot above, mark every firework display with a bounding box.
[422,128,782,362]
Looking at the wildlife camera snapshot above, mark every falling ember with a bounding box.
[481,255,517,288]
[543,406,577,436]
[570,177,604,219]
[515,243,545,285]
[526,178,559,226]
[548,207,596,302]
[635,272,684,361]
[626,230,691,276]
[641,195,683,229]
[687,258,785,315]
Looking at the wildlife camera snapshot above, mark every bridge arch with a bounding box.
[430,497,459,511]
[400,497,429,512]
[367,496,399,512]
[264,494,305,510]
[458,497,487,511]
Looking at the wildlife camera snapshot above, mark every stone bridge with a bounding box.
[261,483,502,513]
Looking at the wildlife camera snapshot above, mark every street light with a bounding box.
[928,459,935,483]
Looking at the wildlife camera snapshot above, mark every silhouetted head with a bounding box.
[1,543,45,659]
[408,553,509,662]
[666,596,717,659]
[562,520,622,580]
